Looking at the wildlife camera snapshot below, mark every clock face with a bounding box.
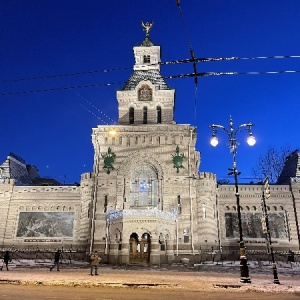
[138,85,152,101]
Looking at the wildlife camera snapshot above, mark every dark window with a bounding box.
[160,244,165,251]
[143,55,150,63]
[177,195,182,214]
[184,236,189,243]
[129,107,134,124]
[143,106,147,124]
[118,244,122,251]
[157,106,162,124]
[104,195,108,213]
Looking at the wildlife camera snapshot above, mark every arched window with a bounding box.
[129,107,134,124]
[156,106,162,124]
[143,106,147,124]
[130,165,158,208]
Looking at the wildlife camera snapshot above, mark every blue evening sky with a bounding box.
[1,0,299,183]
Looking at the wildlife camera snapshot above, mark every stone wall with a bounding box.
[0,182,83,250]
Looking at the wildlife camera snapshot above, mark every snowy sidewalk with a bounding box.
[0,261,300,295]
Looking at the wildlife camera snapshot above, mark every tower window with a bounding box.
[157,106,162,124]
[129,107,134,124]
[143,55,150,63]
[143,106,147,124]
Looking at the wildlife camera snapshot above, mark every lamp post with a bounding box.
[209,116,256,284]
[261,177,280,284]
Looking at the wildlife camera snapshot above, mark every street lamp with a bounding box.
[209,116,256,284]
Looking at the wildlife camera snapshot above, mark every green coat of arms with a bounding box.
[102,147,116,174]
[172,146,185,173]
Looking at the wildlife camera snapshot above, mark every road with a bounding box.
[1,263,300,299]
[1,284,300,300]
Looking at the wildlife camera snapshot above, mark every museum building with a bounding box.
[0,26,300,265]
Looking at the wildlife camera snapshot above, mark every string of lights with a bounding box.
[78,94,117,124]
[80,104,110,125]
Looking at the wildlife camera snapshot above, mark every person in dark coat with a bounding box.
[0,251,11,271]
[50,250,61,271]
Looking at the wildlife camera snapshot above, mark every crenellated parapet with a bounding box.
[197,172,217,191]
[0,178,15,186]
[198,172,216,181]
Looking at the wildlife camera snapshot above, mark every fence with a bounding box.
[0,248,88,266]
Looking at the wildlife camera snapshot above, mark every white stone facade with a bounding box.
[0,29,300,265]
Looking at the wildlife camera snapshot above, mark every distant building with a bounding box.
[277,150,300,184]
[0,25,300,264]
[0,152,60,186]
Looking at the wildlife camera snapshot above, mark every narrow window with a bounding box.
[184,236,189,243]
[143,55,150,63]
[104,195,108,213]
[129,107,134,124]
[177,195,182,214]
[157,106,162,124]
[143,106,147,124]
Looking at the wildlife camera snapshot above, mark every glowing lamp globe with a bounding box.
[210,136,219,147]
[247,135,256,146]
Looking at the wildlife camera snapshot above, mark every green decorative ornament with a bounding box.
[102,147,116,174]
[172,146,185,173]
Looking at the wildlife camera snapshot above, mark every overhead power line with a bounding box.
[1,66,132,84]
[2,55,299,84]
[165,69,300,79]
[176,0,199,122]
[0,82,124,96]
[1,69,300,96]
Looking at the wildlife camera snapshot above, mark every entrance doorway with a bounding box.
[129,232,151,264]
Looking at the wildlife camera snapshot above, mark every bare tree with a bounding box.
[251,146,292,183]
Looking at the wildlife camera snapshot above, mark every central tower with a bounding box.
[88,23,217,265]
[117,21,175,126]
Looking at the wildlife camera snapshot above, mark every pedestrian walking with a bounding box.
[50,250,61,271]
[0,251,11,271]
[89,250,99,276]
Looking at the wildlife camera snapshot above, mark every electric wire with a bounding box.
[0,81,125,96]
[1,66,132,84]
[176,0,199,123]
[1,55,300,84]
[1,69,300,96]
[165,69,300,79]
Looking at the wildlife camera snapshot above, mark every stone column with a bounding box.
[165,238,175,264]
[108,242,119,264]
[119,242,129,265]
[150,239,160,265]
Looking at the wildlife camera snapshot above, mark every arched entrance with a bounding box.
[129,232,151,264]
